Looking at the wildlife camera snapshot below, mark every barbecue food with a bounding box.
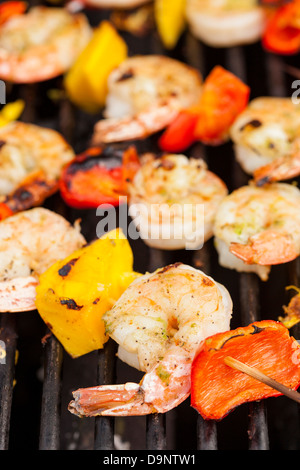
[35,229,139,358]
[0,121,75,220]
[68,263,232,416]
[186,0,266,48]
[213,182,300,281]
[230,97,300,185]
[0,5,92,83]
[191,320,300,420]
[0,208,86,313]
[91,54,203,144]
[128,153,228,250]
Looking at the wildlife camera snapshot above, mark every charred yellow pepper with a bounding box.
[154,0,186,49]
[35,229,139,358]
[64,21,128,113]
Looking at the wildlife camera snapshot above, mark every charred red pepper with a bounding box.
[262,0,300,55]
[191,320,300,421]
[0,1,27,26]
[0,170,58,221]
[158,66,250,152]
[59,146,140,209]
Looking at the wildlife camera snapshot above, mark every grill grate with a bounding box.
[1,0,300,451]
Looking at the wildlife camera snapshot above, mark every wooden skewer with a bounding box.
[224,356,300,405]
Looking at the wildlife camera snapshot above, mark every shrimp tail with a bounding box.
[68,382,155,417]
[254,154,300,186]
[230,230,299,266]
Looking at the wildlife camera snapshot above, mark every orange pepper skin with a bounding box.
[191,320,300,421]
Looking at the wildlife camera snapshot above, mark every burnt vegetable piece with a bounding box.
[59,146,140,208]
[191,320,300,421]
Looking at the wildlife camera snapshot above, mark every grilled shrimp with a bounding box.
[78,0,151,8]
[186,0,266,48]
[213,183,300,281]
[0,121,75,219]
[128,153,228,250]
[230,97,300,185]
[91,55,202,144]
[0,6,92,83]
[68,263,232,416]
[0,207,86,312]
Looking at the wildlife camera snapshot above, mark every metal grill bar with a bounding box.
[39,334,63,450]
[0,314,17,450]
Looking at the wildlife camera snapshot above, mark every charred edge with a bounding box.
[239,119,262,131]
[0,140,6,149]
[117,69,134,82]
[250,324,265,335]
[156,262,183,274]
[256,176,271,187]
[93,298,100,304]
[66,153,122,175]
[214,325,266,351]
[58,258,79,277]
[60,298,83,310]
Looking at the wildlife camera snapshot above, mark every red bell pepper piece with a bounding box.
[262,0,300,55]
[158,66,250,152]
[191,320,300,421]
[158,110,199,153]
[59,146,140,209]
[0,1,27,26]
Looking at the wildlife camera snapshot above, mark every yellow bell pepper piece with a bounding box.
[35,228,140,358]
[0,100,24,127]
[154,0,186,49]
[64,21,128,113]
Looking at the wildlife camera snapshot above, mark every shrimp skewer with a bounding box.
[0,207,86,312]
[230,97,300,185]
[0,121,75,220]
[213,183,300,281]
[0,6,92,83]
[91,55,202,144]
[68,263,232,416]
[128,153,228,250]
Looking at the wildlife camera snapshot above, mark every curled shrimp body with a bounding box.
[0,121,75,218]
[213,183,300,281]
[0,6,92,83]
[230,97,300,185]
[186,0,266,48]
[128,153,228,250]
[0,207,86,312]
[91,55,203,144]
[68,263,232,416]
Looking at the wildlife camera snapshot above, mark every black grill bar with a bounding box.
[39,334,63,450]
[0,314,17,450]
